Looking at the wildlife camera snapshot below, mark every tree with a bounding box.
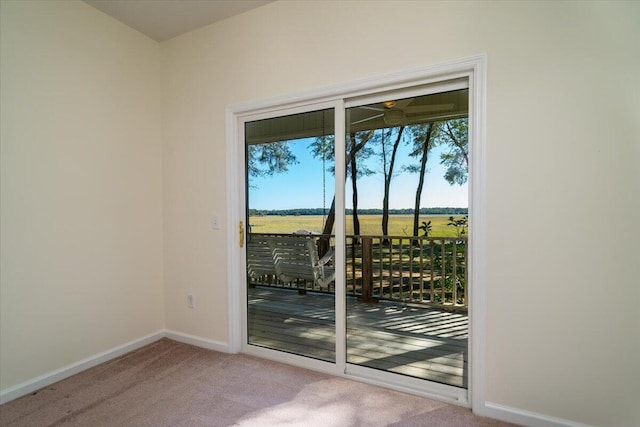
[378,126,405,243]
[347,131,376,239]
[308,135,334,171]
[308,134,334,225]
[247,141,297,178]
[405,122,441,237]
[308,130,375,254]
[438,118,468,185]
[308,135,335,245]
[404,118,467,238]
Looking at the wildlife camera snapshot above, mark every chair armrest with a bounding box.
[318,247,335,266]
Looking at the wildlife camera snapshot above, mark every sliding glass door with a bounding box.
[240,78,471,397]
[344,88,469,388]
[245,108,336,362]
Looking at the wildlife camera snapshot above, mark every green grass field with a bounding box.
[248,214,467,238]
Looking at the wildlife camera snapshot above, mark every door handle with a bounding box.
[239,221,244,248]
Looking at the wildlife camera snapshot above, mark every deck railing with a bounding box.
[246,233,468,310]
[347,235,467,310]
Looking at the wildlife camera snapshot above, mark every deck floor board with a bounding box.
[248,286,468,388]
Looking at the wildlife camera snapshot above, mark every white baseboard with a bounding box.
[0,330,233,405]
[482,402,592,427]
[0,330,165,405]
[164,330,231,353]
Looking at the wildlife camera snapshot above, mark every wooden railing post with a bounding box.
[358,236,377,302]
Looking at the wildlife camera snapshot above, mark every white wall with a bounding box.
[0,1,164,390]
[161,1,639,426]
[1,0,637,425]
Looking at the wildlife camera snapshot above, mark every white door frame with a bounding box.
[225,54,487,410]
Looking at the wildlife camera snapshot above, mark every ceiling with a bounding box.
[84,0,274,42]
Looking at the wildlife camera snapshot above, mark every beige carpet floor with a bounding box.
[0,339,517,427]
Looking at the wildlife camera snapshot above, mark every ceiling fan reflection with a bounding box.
[351,100,454,126]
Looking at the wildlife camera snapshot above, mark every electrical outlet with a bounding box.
[211,215,220,230]
[187,294,195,309]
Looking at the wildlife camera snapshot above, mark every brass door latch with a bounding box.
[239,221,244,248]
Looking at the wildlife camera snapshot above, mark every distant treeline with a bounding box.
[249,207,468,216]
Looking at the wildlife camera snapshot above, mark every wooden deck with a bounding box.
[248,286,468,388]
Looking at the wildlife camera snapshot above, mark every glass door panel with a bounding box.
[344,90,470,388]
[245,108,336,362]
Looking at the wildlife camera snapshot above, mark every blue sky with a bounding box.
[248,135,467,211]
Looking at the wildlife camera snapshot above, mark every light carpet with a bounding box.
[0,339,518,426]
